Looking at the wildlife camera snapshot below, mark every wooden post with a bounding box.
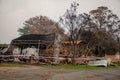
[38,40,40,54]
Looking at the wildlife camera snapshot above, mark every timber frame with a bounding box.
[8,33,56,54]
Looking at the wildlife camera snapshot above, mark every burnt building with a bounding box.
[8,33,55,55]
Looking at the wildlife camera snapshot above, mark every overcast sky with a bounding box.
[0,0,120,44]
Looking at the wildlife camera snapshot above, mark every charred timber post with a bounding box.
[38,40,40,54]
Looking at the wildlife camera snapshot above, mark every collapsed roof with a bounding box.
[11,33,55,48]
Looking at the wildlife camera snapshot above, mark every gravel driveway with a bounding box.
[50,69,120,80]
[0,65,120,80]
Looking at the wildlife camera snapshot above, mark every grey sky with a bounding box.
[0,0,120,44]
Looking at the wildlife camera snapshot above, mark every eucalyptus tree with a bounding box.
[89,6,120,40]
[59,2,89,57]
[18,16,64,35]
[86,6,120,56]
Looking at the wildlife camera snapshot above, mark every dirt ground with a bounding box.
[0,65,120,80]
